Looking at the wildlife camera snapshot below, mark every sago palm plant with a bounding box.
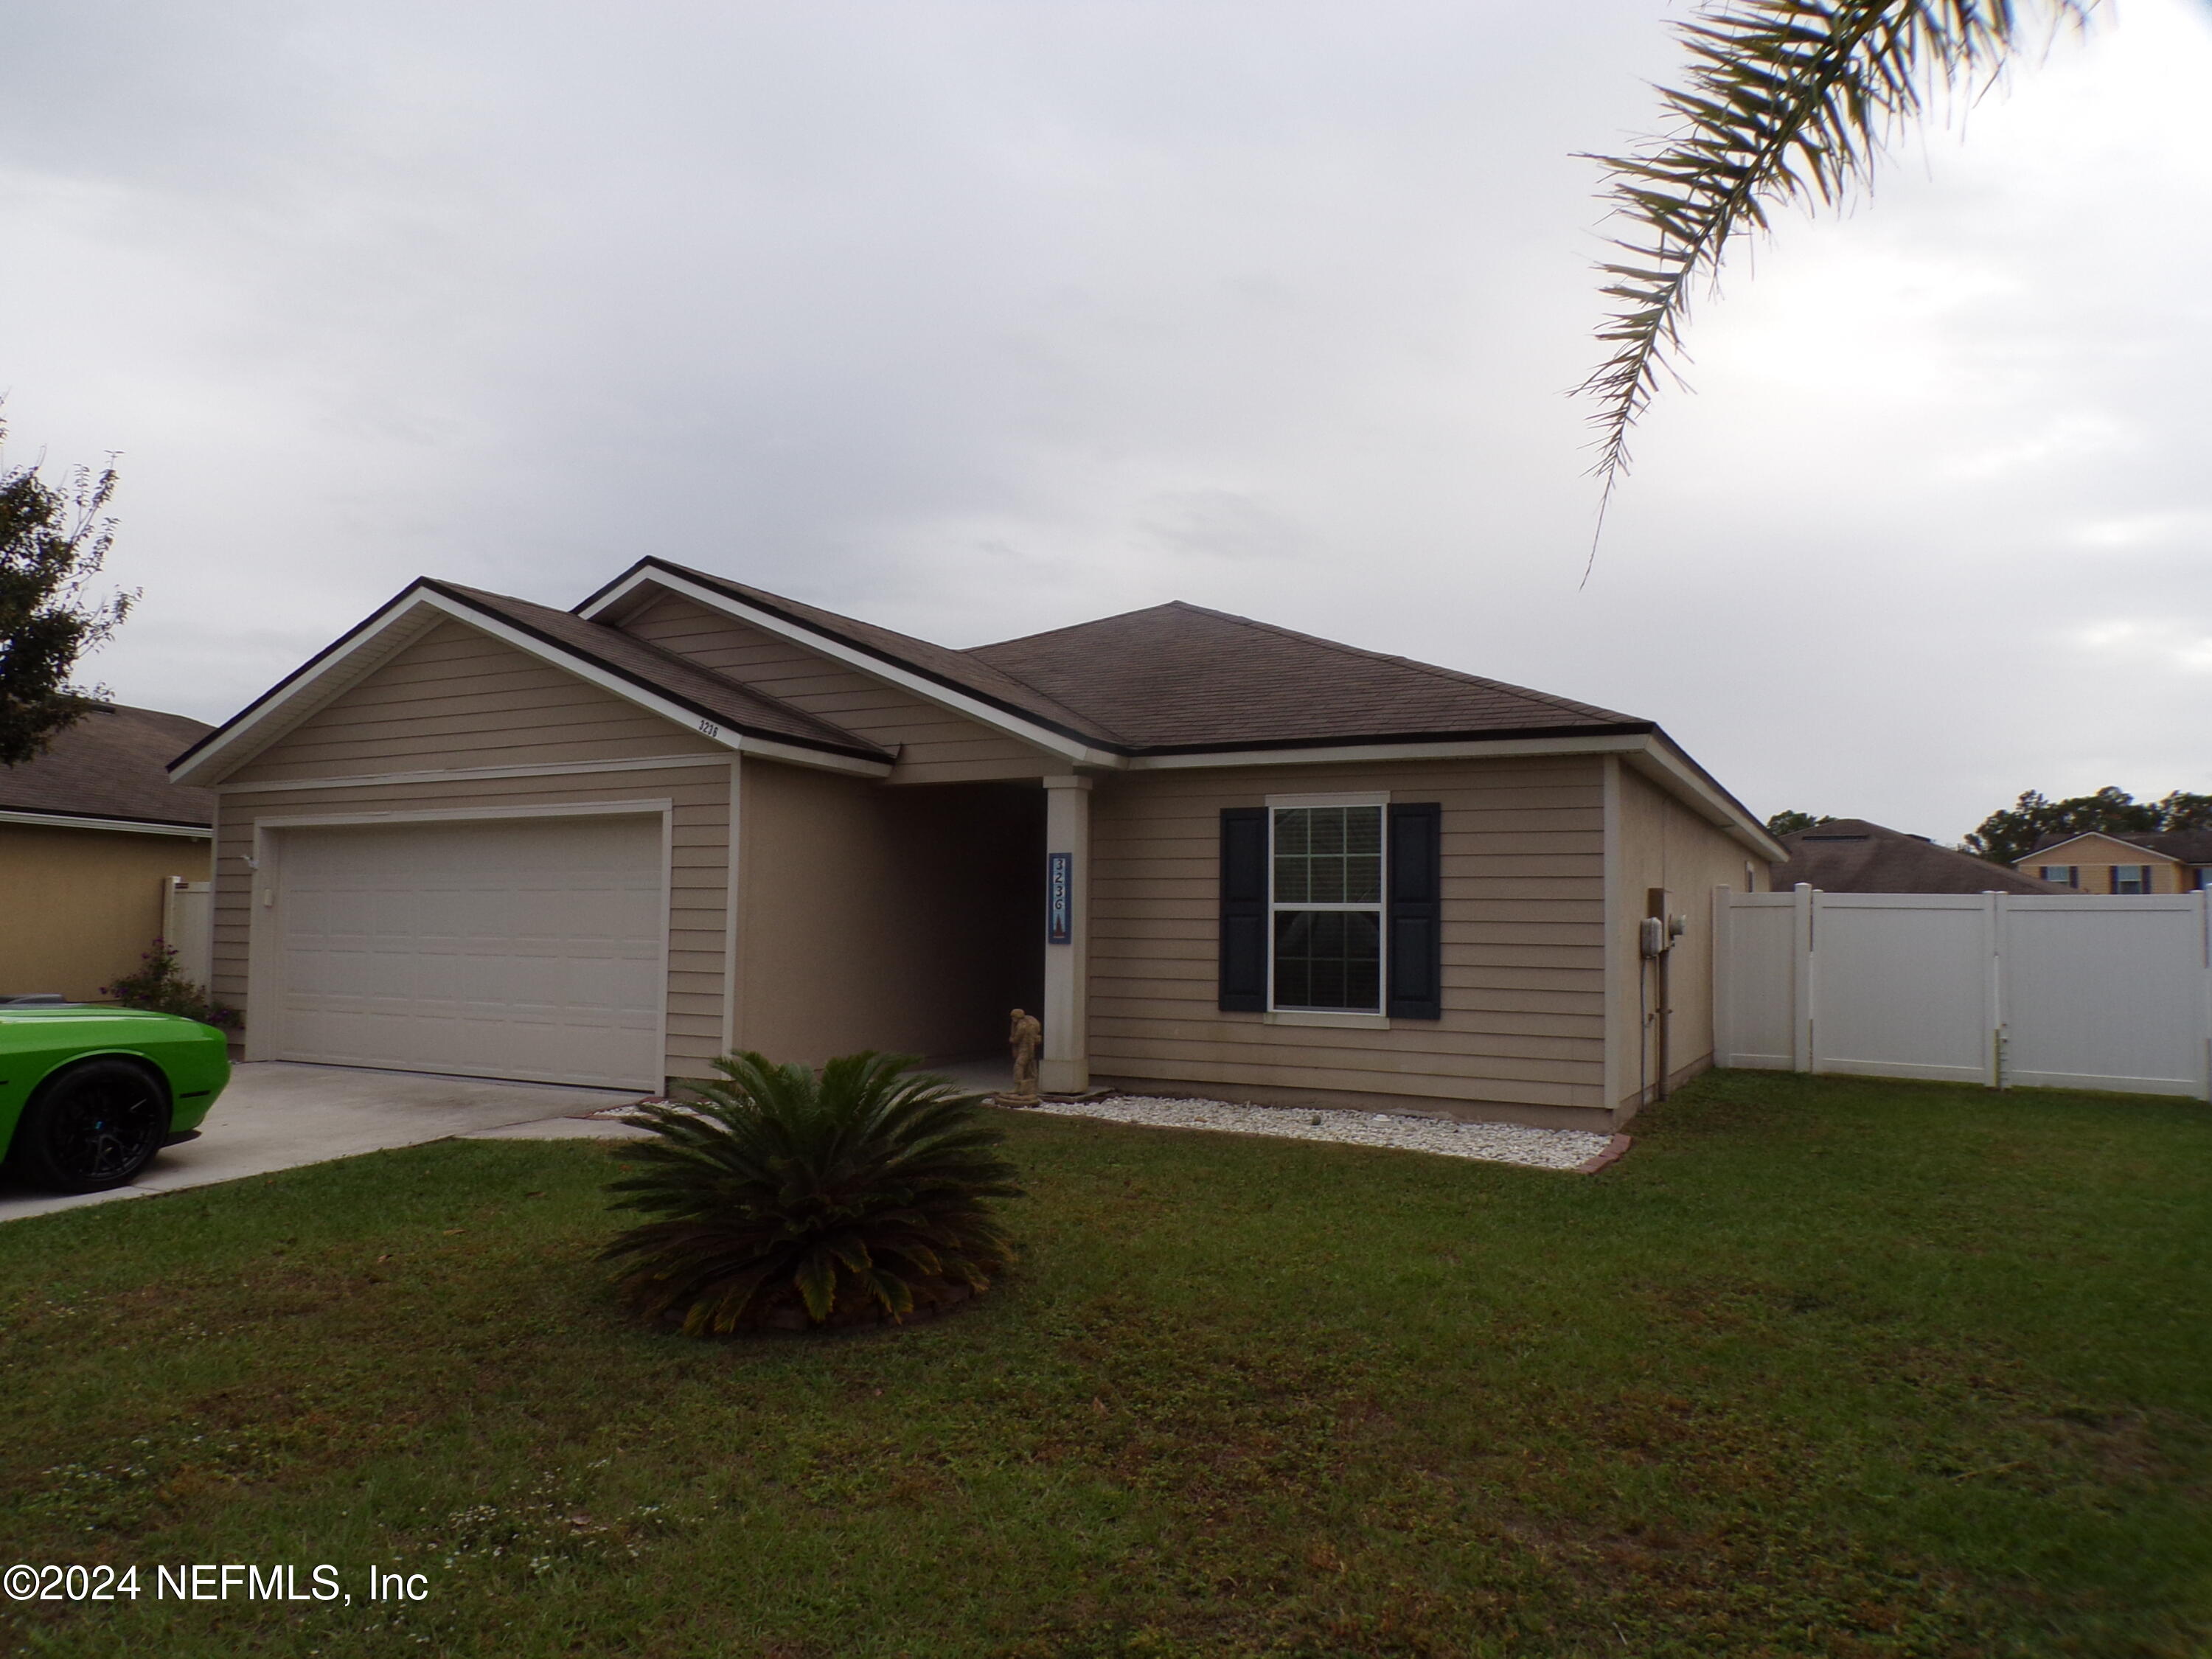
[602,1051,1023,1335]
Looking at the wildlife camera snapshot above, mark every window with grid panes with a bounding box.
[1270,804,1384,1011]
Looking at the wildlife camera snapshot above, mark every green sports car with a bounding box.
[0,1001,231,1194]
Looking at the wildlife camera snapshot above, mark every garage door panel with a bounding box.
[272,815,666,1088]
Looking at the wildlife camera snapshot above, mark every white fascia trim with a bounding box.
[170,593,445,786]
[1128,732,1652,770]
[0,807,212,838]
[737,734,890,776]
[1132,731,1781,860]
[253,799,674,830]
[1620,740,1786,861]
[580,567,1120,768]
[174,588,888,787]
[1264,790,1388,808]
[215,753,741,796]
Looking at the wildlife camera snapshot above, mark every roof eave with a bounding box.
[575,560,1122,764]
[170,581,893,787]
[0,806,213,838]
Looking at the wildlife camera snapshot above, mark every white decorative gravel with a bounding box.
[1022,1093,1613,1171]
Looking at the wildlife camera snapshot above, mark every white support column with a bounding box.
[1985,890,2005,1090]
[1791,882,1815,1074]
[1711,885,1734,1068]
[1040,774,1093,1095]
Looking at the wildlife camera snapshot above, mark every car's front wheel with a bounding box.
[7,1060,172,1194]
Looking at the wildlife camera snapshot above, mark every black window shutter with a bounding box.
[1387,802,1442,1020]
[1218,807,1268,1012]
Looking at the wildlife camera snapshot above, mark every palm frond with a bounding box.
[1579,0,2094,513]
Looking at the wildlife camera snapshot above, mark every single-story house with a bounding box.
[1771,818,2067,895]
[1,703,216,1000]
[168,560,1782,1131]
[2019,830,2212,894]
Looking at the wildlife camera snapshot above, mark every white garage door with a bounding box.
[271,813,665,1089]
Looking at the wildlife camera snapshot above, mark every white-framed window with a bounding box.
[1266,793,1386,1012]
[2113,865,2154,895]
[2039,865,2078,888]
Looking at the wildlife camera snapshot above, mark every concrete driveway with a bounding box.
[0,1061,652,1224]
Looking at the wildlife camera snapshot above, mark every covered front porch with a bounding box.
[735,767,1099,1093]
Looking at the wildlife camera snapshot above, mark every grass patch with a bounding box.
[1,1070,2206,1656]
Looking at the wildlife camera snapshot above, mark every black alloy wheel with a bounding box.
[7,1060,171,1194]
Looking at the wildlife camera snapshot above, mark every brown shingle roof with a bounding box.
[967,601,1649,753]
[428,582,894,764]
[1,704,215,828]
[599,561,1654,754]
[1771,819,2066,894]
[636,560,1123,745]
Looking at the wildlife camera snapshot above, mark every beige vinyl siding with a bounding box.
[1609,761,1753,1112]
[212,764,735,1085]
[226,617,725,785]
[619,593,1056,785]
[735,762,1040,1068]
[1088,757,1609,1116]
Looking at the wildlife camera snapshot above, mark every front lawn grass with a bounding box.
[2,1071,2206,1657]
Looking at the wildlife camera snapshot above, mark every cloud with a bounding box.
[0,0,2208,841]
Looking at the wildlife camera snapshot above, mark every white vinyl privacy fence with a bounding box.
[1714,886,2212,1100]
[161,877,214,992]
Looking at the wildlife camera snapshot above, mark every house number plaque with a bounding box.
[1046,852,1072,945]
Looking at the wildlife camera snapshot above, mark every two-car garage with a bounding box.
[258,812,668,1091]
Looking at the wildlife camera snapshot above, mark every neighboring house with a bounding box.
[168,560,1783,1130]
[1771,819,2067,895]
[1,703,216,999]
[2016,830,2212,894]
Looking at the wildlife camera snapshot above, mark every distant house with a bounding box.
[2017,830,2212,894]
[1770,818,2066,895]
[0,704,215,999]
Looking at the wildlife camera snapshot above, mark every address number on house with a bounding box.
[1046,852,1072,945]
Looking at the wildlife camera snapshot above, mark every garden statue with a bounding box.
[1004,1007,1043,1105]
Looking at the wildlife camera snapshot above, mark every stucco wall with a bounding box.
[0,824,212,1001]
[736,762,1042,1068]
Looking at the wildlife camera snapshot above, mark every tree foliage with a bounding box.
[1765,810,1836,838]
[0,418,134,765]
[102,939,244,1032]
[1582,1,2095,509]
[1963,787,2212,866]
[602,1051,1022,1336]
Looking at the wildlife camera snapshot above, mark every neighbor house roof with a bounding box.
[1771,819,2065,894]
[2023,829,2212,866]
[1,704,215,834]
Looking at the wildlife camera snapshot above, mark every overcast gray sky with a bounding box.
[3,0,2206,843]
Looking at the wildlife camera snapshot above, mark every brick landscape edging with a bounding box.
[1573,1134,1634,1175]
